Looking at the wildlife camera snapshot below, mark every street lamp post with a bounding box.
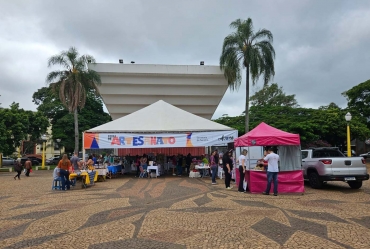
[56,139,61,156]
[41,135,48,169]
[345,112,352,157]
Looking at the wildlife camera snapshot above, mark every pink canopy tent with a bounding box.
[234,122,300,146]
[234,122,304,194]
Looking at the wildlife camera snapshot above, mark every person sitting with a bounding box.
[53,167,61,180]
[86,155,95,170]
[201,155,209,165]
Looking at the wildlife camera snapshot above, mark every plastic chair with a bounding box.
[88,172,95,185]
[52,178,62,190]
[149,169,157,178]
[139,166,148,178]
[218,167,224,179]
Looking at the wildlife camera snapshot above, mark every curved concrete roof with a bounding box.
[88,63,228,120]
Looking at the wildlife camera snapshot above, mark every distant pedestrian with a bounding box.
[223,149,234,189]
[13,158,23,180]
[262,147,280,196]
[57,154,72,190]
[185,153,192,174]
[210,150,218,184]
[135,155,140,177]
[238,149,248,192]
[177,154,183,176]
[70,152,80,172]
[214,150,219,176]
[24,158,32,177]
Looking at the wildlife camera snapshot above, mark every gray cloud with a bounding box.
[1,0,369,119]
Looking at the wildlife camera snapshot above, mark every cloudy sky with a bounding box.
[1,0,370,119]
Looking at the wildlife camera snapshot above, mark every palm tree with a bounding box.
[46,47,101,154]
[220,18,275,133]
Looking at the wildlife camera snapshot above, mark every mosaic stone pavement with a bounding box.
[1,169,370,249]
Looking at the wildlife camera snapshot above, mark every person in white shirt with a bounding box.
[238,149,248,192]
[53,167,61,181]
[262,147,280,196]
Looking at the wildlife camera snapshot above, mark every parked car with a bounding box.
[20,156,42,166]
[1,157,15,166]
[46,156,61,165]
[302,147,369,189]
[343,150,356,157]
[359,152,370,159]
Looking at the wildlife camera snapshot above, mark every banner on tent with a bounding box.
[83,131,238,149]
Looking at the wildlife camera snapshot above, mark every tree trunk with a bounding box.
[245,65,250,133]
[74,108,79,154]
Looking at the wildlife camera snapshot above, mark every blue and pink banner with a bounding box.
[84,130,238,149]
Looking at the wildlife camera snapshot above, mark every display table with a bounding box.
[95,169,108,181]
[147,165,160,176]
[107,165,122,178]
[69,171,98,188]
[235,169,304,194]
[195,165,210,177]
[189,171,201,178]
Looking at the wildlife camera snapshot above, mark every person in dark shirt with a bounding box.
[223,149,234,189]
[214,150,219,177]
[177,154,183,176]
[92,154,98,165]
[185,153,192,175]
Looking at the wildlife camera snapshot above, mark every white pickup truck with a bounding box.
[302,147,369,189]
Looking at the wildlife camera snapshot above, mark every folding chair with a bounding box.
[139,166,148,178]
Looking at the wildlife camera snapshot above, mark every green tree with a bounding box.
[250,83,299,107]
[214,104,370,148]
[46,47,101,154]
[220,18,275,132]
[342,79,370,127]
[0,103,49,156]
[32,87,111,153]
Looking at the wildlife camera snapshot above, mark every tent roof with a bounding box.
[234,122,300,146]
[86,100,234,133]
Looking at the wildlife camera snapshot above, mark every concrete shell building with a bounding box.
[88,63,228,120]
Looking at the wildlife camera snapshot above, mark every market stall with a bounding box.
[234,122,304,194]
[83,100,238,176]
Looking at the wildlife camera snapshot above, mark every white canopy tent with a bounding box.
[83,100,237,154]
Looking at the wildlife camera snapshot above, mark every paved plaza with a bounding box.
[0,168,370,249]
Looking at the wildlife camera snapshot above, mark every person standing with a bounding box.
[57,154,72,190]
[223,149,233,189]
[135,155,140,177]
[24,158,32,177]
[177,154,183,176]
[262,147,280,196]
[214,150,219,176]
[210,150,218,185]
[185,153,192,175]
[13,158,23,180]
[238,149,248,192]
[70,152,80,172]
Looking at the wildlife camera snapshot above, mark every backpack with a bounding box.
[14,161,23,171]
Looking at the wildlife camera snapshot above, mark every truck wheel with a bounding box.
[308,172,323,189]
[348,181,362,189]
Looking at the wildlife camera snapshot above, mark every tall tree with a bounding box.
[32,87,111,153]
[342,79,370,127]
[220,18,275,132]
[0,103,49,156]
[46,47,101,154]
[250,83,299,107]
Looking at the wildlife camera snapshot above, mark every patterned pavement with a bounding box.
[0,169,370,249]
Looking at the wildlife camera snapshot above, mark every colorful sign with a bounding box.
[83,130,238,149]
